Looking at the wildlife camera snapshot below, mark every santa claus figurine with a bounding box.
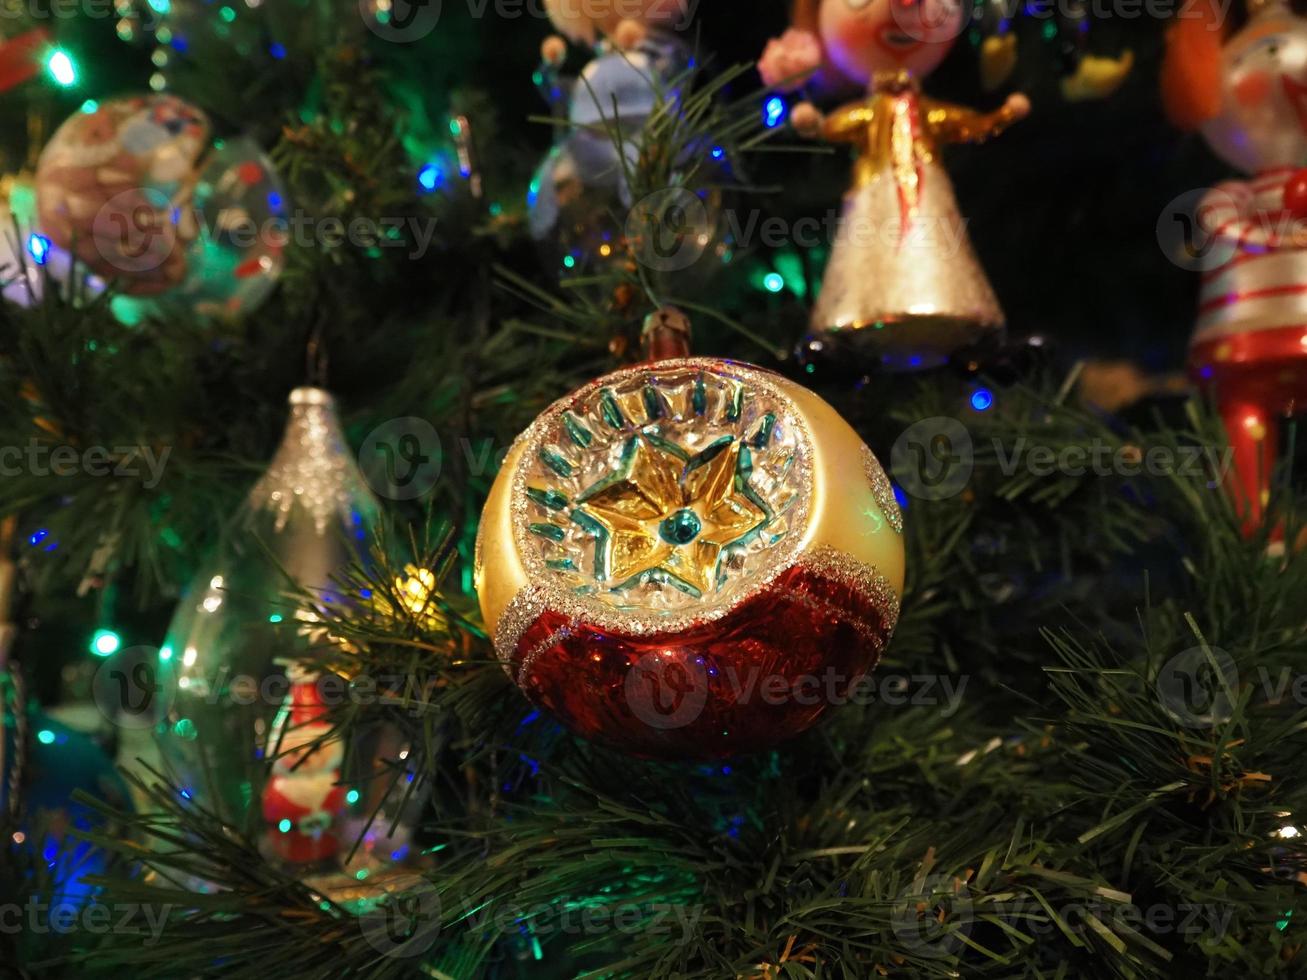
[1163,0,1307,531]
[262,665,346,865]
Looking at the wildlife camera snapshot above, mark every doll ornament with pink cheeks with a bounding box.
[762,0,1030,371]
[1162,0,1307,533]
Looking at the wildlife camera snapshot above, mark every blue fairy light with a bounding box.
[764,96,787,129]
[26,234,51,265]
[417,162,443,193]
[971,388,995,412]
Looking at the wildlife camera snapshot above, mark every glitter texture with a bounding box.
[247,388,376,535]
[504,547,900,759]
[862,444,904,535]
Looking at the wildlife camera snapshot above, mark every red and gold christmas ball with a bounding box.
[476,357,905,759]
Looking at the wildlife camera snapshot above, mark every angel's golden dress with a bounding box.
[810,71,1023,368]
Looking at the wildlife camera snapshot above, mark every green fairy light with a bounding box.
[46,50,77,87]
[219,5,236,20]
[37,729,56,745]
[91,629,122,657]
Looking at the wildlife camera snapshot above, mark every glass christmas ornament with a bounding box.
[1162,0,1307,528]
[114,136,288,322]
[34,96,285,321]
[761,0,1029,371]
[153,388,425,888]
[530,32,688,274]
[475,311,906,760]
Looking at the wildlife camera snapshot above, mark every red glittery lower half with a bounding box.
[509,563,895,760]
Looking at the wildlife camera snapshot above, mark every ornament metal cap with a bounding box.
[641,306,693,362]
[288,386,335,408]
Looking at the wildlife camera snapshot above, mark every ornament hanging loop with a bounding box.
[641,306,692,363]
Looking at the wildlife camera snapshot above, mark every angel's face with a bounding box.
[817,0,964,83]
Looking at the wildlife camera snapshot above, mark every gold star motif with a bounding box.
[571,432,770,597]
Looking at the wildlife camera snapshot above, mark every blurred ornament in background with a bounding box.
[529,35,688,274]
[0,27,53,94]
[1162,0,1307,530]
[1077,360,1190,414]
[35,94,211,295]
[972,0,1132,100]
[32,96,285,322]
[528,8,732,281]
[113,137,288,322]
[475,310,905,760]
[145,389,426,893]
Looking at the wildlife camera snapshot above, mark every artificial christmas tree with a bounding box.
[1,0,1305,977]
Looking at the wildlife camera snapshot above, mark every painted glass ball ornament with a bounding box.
[476,314,905,759]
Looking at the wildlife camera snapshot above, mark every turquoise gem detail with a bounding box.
[598,389,625,429]
[529,523,565,542]
[643,383,663,421]
[659,509,703,546]
[526,486,569,511]
[563,413,593,448]
[539,448,574,478]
